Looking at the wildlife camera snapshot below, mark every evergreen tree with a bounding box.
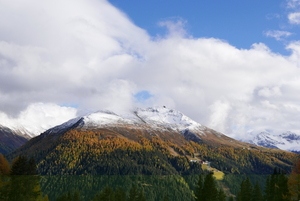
[217,188,227,201]
[265,168,290,201]
[228,196,234,201]
[56,192,68,201]
[73,191,81,201]
[264,176,273,201]
[163,195,169,201]
[43,195,49,201]
[128,185,139,201]
[252,181,264,201]
[201,172,218,201]
[115,188,127,201]
[94,186,115,201]
[277,173,290,201]
[8,155,41,201]
[10,155,28,175]
[10,155,38,175]
[194,175,203,201]
[27,157,38,175]
[236,177,252,201]
[137,189,146,201]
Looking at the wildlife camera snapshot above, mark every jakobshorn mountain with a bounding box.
[9,107,299,175]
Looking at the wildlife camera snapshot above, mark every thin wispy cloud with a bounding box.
[264,30,292,41]
[286,0,300,8]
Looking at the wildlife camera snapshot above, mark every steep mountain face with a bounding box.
[246,131,300,153]
[9,107,299,175]
[0,125,29,154]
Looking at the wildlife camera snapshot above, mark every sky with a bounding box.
[1,0,300,139]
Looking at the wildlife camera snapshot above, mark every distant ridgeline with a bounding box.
[0,125,29,154]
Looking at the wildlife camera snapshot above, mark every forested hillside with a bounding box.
[4,108,300,200]
[8,128,298,176]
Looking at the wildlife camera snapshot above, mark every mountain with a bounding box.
[9,107,299,175]
[0,125,30,154]
[245,131,300,153]
[38,107,257,148]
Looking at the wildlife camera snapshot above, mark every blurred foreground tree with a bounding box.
[289,159,300,201]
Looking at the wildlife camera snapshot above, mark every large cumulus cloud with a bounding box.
[1,0,300,138]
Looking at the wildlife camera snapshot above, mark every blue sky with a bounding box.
[109,0,296,55]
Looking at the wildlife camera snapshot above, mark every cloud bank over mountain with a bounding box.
[1,0,300,138]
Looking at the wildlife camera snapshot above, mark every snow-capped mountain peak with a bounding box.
[42,106,205,138]
[78,106,204,131]
[246,131,300,153]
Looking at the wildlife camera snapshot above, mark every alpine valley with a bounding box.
[1,107,300,201]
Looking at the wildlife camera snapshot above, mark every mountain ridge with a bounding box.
[40,106,255,149]
[244,131,300,153]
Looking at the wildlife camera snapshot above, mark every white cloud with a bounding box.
[287,0,300,8]
[264,30,292,41]
[158,19,188,38]
[1,0,300,139]
[0,103,77,136]
[258,86,282,97]
[208,101,231,133]
[288,12,300,24]
[261,100,278,110]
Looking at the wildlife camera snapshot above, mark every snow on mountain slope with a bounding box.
[83,110,140,126]
[46,117,83,134]
[135,107,203,130]
[246,131,300,152]
[0,124,33,139]
[79,107,205,132]
[43,106,206,138]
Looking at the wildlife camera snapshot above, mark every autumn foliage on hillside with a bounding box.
[8,127,298,176]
